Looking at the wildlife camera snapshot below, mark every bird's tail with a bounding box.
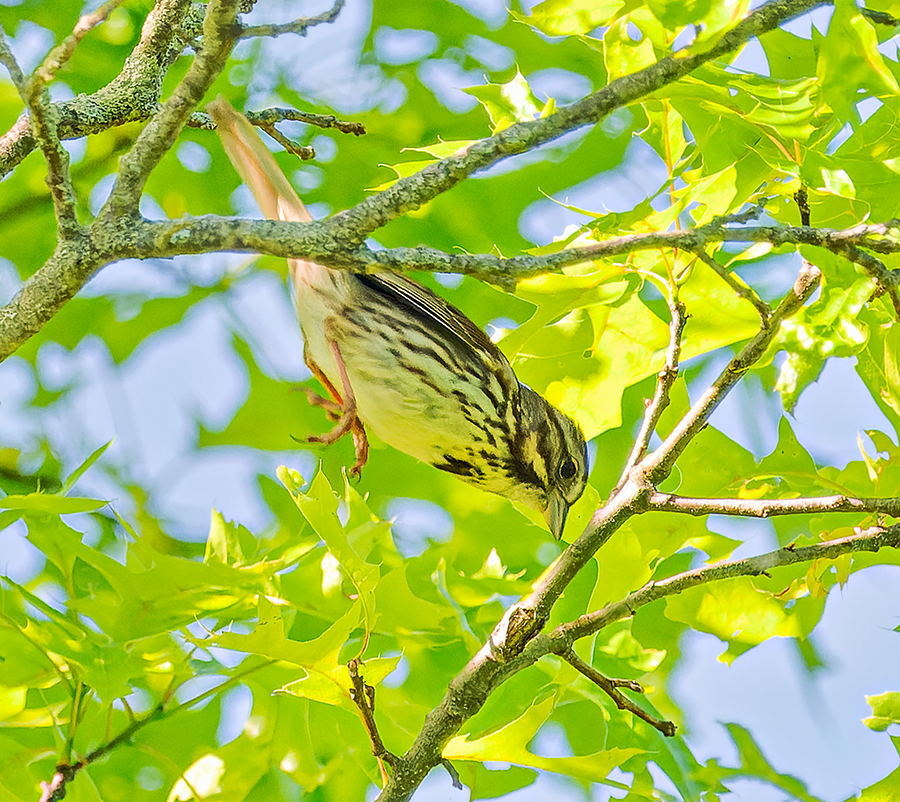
[208,95,312,225]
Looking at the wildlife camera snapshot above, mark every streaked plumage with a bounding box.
[209,97,588,538]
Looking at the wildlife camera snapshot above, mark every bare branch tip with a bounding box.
[239,0,346,39]
[441,759,463,790]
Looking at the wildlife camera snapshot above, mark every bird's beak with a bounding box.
[544,491,569,540]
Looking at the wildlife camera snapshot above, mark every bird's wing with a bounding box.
[357,271,510,367]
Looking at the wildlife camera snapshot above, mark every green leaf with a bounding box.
[665,577,802,663]
[456,763,538,800]
[211,595,360,670]
[279,469,385,638]
[723,723,821,802]
[855,736,900,801]
[647,0,713,28]
[204,509,249,566]
[773,266,873,412]
[61,440,113,495]
[817,0,900,123]
[280,653,401,714]
[0,494,106,514]
[882,324,900,421]
[464,70,547,133]
[445,695,643,783]
[864,691,900,731]
[517,0,625,36]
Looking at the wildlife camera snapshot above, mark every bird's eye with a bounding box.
[559,457,577,480]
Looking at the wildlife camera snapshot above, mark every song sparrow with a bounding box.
[209,97,588,538]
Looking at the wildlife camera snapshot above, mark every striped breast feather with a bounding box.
[355,271,512,368]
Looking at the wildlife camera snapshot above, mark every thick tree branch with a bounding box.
[102,0,238,217]
[5,207,896,365]
[333,0,828,247]
[0,0,201,179]
[106,216,900,284]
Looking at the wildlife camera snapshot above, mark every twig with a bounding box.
[442,760,463,790]
[239,0,346,38]
[703,202,768,228]
[0,25,26,90]
[192,106,367,135]
[795,186,811,227]
[40,702,166,802]
[560,648,676,737]
[649,492,900,518]
[257,122,315,159]
[612,295,686,496]
[246,107,366,136]
[642,260,821,483]
[861,8,900,27]
[12,0,124,239]
[37,658,272,800]
[690,247,771,325]
[32,0,127,84]
[348,658,398,770]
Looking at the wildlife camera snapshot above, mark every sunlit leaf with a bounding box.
[444,695,643,782]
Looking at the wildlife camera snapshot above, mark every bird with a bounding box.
[208,97,588,539]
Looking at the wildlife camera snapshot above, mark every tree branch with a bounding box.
[333,0,829,247]
[612,293,686,497]
[16,1,126,239]
[119,216,900,284]
[239,0,346,38]
[38,656,273,801]
[101,0,239,217]
[688,247,771,325]
[190,106,367,136]
[642,260,821,483]
[561,648,677,737]
[256,121,316,160]
[649,492,900,518]
[544,524,900,647]
[7,205,897,365]
[0,0,201,179]
[348,658,399,771]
